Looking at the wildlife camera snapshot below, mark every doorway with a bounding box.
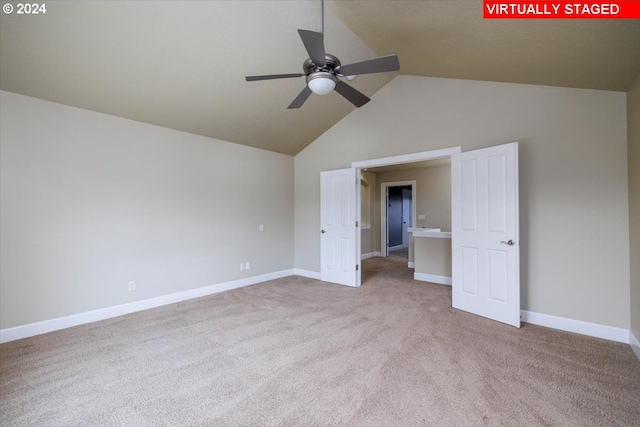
[351,146,462,286]
[381,181,416,256]
[348,143,521,328]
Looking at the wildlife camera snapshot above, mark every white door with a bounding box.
[321,168,359,287]
[451,142,520,327]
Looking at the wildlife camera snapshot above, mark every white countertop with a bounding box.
[411,229,451,238]
[408,227,440,233]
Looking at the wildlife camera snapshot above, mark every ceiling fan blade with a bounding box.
[246,73,305,82]
[287,86,313,109]
[334,81,370,108]
[337,55,400,76]
[298,29,326,67]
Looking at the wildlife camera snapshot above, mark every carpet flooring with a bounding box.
[1,255,639,426]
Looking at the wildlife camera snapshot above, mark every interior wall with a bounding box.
[628,74,640,343]
[0,91,294,330]
[295,75,629,329]
[376,165,451,231]
[360,170,378,255]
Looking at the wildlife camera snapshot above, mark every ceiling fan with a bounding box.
[245,0,400,109]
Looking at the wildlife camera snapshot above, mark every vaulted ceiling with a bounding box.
[1,1,639,155]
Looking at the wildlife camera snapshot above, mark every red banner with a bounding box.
[484,1,640,18]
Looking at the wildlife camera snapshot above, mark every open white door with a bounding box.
[451,142,520,327]
[321,168,359,287]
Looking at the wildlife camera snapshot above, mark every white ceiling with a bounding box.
[1,1,639,156]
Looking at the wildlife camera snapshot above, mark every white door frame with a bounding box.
[352,147,462,259]
[380,181,416,257]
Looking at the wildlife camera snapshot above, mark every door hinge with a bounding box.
[356,221,359,227]
[356,265,359,271]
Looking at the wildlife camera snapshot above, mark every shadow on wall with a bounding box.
[517,138,532,311]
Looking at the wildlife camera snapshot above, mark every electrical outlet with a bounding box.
[245,262,250,270]
[240,263,245,271]
[128,281,136,291]
[418,214,426,220]
[259,224,264,232]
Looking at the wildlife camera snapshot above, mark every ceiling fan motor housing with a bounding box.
[303,54,341,75]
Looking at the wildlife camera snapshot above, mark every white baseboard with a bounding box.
[3,270,635,353]
[408,261,415,268]
[0,269,295,344]
[361,251,382,260]
[293,269,320,280]
[414,273,452,285]
[630,330,640,361]
[388,245,404,252]
[520,310,629,344]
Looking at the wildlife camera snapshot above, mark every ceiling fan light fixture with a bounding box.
[307,72,337,95]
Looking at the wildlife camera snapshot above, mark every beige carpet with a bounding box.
[1,255,639,426]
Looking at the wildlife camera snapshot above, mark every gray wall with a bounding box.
[295,75,629,329]
[0,91,294,329]
[628,74,640,344]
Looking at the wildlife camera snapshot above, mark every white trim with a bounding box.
[408,261,415,268]
[361,224,371,230]
[293,269,321,280]
[520,310,629,344]
[630,330,640,361]
[0,269,294,344]
[352,147,462,169]
[414,273,452,285]
[361,251,382,260]
[2,267,634,353]
[388,245,404,252]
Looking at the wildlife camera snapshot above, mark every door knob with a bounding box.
[321,229,326,234]
[500,239,515,246]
